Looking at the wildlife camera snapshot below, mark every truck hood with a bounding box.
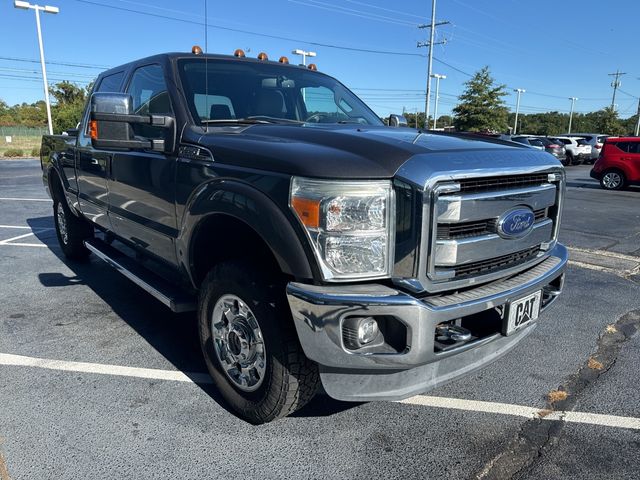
[189,124,555,179]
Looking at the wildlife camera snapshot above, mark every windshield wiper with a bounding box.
[202,116,302,125]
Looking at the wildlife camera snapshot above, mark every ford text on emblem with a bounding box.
[497,207,535,238]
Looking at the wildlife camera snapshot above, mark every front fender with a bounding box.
[177,179,315,286]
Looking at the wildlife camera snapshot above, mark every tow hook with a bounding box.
[436,323,472,343]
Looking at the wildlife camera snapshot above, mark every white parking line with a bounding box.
[0,225,54,247]
[0,197,52,202]
[1,352,639,431]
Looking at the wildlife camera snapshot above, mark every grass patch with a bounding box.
[0,135,42,158]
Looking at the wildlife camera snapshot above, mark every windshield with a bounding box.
[177,58,383,126]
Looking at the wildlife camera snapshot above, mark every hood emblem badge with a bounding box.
[497,207,535,239]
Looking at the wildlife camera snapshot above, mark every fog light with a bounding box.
[358,318,379,345]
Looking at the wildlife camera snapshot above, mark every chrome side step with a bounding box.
[84,239,197,313]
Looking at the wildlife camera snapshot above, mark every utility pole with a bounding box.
[513,88,525,135]
[431,73,446,129]
[635,98,640,137]
[14,1,59,135]
[417,0,449,130]
[292,49,316,102]
[568,97,578,134]
[608,70,626,111]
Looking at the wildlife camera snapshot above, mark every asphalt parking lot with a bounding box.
[1,160,639,479]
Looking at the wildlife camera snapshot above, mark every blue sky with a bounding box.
[1,0,639,119]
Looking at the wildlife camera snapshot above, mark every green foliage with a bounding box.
[453,67,509,132]
[50,81,88,133]
[594,106,625,136]
[3,148,24,157]
[31,146,40,157]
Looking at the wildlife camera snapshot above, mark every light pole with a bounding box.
[430,73,446,129]
[568,97,578,134]
[292,49,316,67]
[14,0,59,135]
[513,88,525,135]
[292,49,316,103]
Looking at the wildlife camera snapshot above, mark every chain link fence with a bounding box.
[0,126,47,157]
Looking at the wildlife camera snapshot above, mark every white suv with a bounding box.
[552,137,592,165]
[560,133,609,164]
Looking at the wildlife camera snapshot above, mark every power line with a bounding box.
[0,55,110,69]
[72,0,426,57]
[288,0,416,27]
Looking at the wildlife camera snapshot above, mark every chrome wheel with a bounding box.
[602,172,622,189]
[211,294,266,392]
[56,202,68,245]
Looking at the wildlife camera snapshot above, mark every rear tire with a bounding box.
[53,194,93,260]
[600,170,626,190]
[198,260,319,424]
[563,153,573,166]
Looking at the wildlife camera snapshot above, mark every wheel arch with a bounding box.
[178,180,316,289]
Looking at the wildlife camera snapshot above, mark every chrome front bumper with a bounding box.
[286,243,567,401]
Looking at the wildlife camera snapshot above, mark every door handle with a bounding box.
[90,158,99,165]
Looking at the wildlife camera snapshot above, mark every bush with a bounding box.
[3,148,24,157]
[31,147,41,157]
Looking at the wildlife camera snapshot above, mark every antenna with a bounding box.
[204,0,208,133]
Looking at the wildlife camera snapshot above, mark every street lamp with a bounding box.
[14,0,59,135]
[513,88,525,135]
[292,49,316,102]
[291,49,316,66]
[430,73,446,129]
[568,97,578,134]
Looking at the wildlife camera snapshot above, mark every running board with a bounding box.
[84,239,197,313]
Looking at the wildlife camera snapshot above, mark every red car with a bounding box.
[590,137,640,190]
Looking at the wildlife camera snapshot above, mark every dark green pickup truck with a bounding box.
[41,49,567,423]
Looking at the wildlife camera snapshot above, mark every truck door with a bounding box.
[76,71,124,229]
[107,63,178,266]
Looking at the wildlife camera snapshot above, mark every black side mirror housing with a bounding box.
[89,93,176,153]
[388,114,408,128]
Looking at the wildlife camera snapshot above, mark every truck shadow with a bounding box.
[27,215,358,421]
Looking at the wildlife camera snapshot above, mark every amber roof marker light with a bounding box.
[257,52,269,61]
[279,56,289,64]
[234,49,246,58]
[307,63,318,71]
[192,45,203,55]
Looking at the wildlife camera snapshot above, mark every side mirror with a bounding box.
[388,114,408,128]
[89,92,175,153]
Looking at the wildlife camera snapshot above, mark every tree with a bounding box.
[452,67,509,132]
[594,106,625,136]
[49,81,89,133]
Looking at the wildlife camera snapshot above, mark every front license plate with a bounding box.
[505,291,542,335]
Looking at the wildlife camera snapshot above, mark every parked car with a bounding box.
[506,135,545,150]
[561,133,609,163]
[552,136,592,165]
[590,137,640,190]
[532,137,566,163]
[40,49,567,423]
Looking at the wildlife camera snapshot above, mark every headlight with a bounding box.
[290,177,394,281]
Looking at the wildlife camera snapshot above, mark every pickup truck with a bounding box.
[41,49,567,424]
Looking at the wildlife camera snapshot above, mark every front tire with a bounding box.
[600,170,626,190]
[53,196,93,260]
[198,261,319,424]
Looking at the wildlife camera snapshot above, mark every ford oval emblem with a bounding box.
[497,207,535,239]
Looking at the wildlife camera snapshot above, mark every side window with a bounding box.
[628,142,640,154]
[126,64,173,139]
[96,71,124,93]
[302,86,342,121]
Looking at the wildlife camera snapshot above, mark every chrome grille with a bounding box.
[457,173,550,193]
[437,208,546,240]
[452,246,541,279]
[423,171,563,292]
